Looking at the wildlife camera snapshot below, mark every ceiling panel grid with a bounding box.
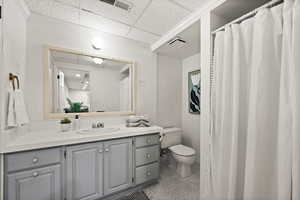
[25,0,207,44]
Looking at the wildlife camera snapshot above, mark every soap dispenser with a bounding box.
[73,114,80,131]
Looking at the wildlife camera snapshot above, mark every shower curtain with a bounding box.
[278,0,300,199]
[210,0,300,199]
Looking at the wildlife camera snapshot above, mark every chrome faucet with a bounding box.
[92,122,105,128]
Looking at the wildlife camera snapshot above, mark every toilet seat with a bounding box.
[169,144,196,157]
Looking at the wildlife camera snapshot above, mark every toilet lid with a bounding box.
[169,145,196,156]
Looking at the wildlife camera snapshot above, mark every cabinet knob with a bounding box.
[33,172,39,177]
[146,171,151,176]
[146,154,151,159]
[105,148,110,152]
[98,149,103,153]
[32,157,39,164]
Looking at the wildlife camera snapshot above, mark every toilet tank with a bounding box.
[160,127,182,149]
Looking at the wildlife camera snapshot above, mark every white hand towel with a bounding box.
[14,89,29,126]
[7,91,17,127]
[7,89,29,127]
[127,115,150,123]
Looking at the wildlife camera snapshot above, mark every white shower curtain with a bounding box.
[243,5,282,200]
[277,0,300,199]
[210,1,300,199]
[212,20,253,200]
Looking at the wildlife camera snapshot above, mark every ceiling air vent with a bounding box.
[99,0,116,5]
[168,37,187,47]
[99,0,133,12]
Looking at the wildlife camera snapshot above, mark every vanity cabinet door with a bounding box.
[103,138,133,195]
[66,143,104,200]
[6,165,61,200]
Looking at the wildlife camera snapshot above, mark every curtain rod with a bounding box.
[211,0,284,35]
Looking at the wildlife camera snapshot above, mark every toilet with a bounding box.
[160,128,196,178]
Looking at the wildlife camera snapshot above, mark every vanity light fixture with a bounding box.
[93,57,104,65]
[91,38,102,50]
[75,74,81,77]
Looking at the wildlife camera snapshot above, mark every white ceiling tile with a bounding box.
[52,2,80,24]
[55,0,80,7]
[127,28,160,44]
[80,11,131,36]
[25,0,54,16]
[156,21,200,59]
[171,0,209,11]
[80,0,150,25]
[135,0,190,35]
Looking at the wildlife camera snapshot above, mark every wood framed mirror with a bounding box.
[44,46,136,119]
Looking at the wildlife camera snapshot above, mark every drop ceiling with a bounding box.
[155,20,200,59]
[24,0,209,44]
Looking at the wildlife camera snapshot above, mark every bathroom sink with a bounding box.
[77,128,120,135]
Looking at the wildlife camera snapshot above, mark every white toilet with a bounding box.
[160,128,196,178]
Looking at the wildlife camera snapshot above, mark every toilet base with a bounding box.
[176,163,192,178]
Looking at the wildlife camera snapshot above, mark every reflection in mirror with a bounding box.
[49,49,133,114]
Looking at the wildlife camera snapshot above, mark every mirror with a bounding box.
[44,47,135,118]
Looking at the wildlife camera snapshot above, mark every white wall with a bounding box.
[182,53,201,163]
[157,54,182,128]
[0,0,28,130]
[156,53,201,163]
[25,14,158,122]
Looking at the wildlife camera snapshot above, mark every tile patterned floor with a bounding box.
[144,159,200,200]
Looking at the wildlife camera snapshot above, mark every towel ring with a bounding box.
[9,73,20,91]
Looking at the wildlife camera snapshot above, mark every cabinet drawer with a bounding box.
[135,162,159,185]
[135,134,160,148]
[136,145,159,167]
[6,148,62,172]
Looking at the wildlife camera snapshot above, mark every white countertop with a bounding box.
[0,126,163,153]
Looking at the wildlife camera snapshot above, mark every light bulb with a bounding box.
[93,57,104,65]
[91,38,102,50]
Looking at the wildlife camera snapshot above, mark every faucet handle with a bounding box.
[97,122,104,128]
[92,123,97,129]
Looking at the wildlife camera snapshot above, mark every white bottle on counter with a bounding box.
[73,114,80,131]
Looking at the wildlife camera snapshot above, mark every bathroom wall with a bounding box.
[156,53,200,163]
[0,0,29,130]
[157,54,182,128]
[182,53,201,163]
[25,14,158,123]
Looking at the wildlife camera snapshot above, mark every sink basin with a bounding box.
[77,128,120,135]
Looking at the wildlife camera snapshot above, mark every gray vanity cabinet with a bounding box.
[66,142,104,200]
[6,164,61,200]
[4,133,160,200]
[103,138,133,195]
